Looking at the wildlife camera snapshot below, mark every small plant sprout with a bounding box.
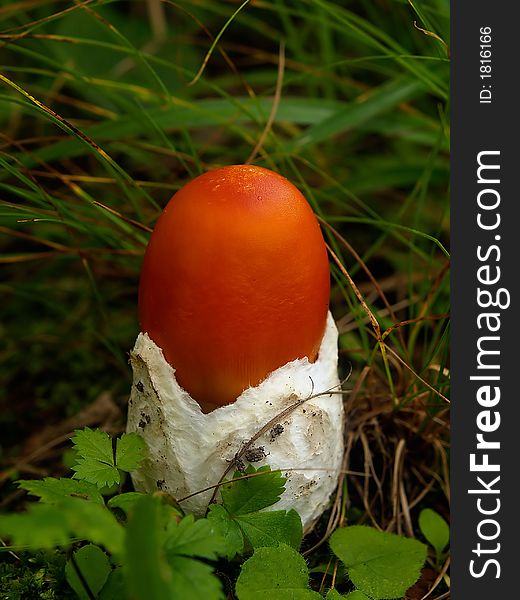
[127,165,344,528]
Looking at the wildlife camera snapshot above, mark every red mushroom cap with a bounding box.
[139,165,330,412]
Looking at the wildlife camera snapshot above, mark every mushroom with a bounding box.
[127,165,344,529]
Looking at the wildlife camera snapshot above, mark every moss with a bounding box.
[0,552,73,600]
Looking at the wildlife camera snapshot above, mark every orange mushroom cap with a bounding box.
[138,165,330,412]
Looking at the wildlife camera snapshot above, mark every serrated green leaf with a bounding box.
[72,428,114,464]
[71,428,119,489]
[115,432,146,472]
[330,526,427,599]
[165,514,226,560]
[236,509,302,551]
[221,465,286,515]
[0,497,123,555]
[107,492,146,515]
[207,504,244,560]
[70,429,146,488]
[168,556,224,600]
[418,508,449,557]
[72,458,120,489]
[235,543,322,600]
[18,477,104,505]
[99,481,122,497]
[65,544,111,600]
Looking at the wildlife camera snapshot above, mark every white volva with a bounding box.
[127,311,344,529]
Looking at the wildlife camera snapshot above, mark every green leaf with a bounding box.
[418,508,450,557]
[108,492,183,522]
[326,591,344,600]
[221,465,286,515]
[71,428,118,489]
[0,497,123,555]
[65,544,111,600]
[0,503,71,550]
[207,504,244,560]
[72,428,114,464]
[99,568,126,600]
[72,459,120,489]
[107,492,146,515]
[99,480,123,497]
[71,428,146,489]
[168,556,225,600]
[235,543,322,599]
[125,496,224,600]
[209,465,300,556]
[18,477,104,505]
[330,526,427,600]
[165,514,226,560]
[236,509,302,550]
[125,495,173,600]
[115,432,146,472]
[61,497,125,556]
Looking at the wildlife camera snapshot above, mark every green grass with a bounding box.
[0,0,450,597]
